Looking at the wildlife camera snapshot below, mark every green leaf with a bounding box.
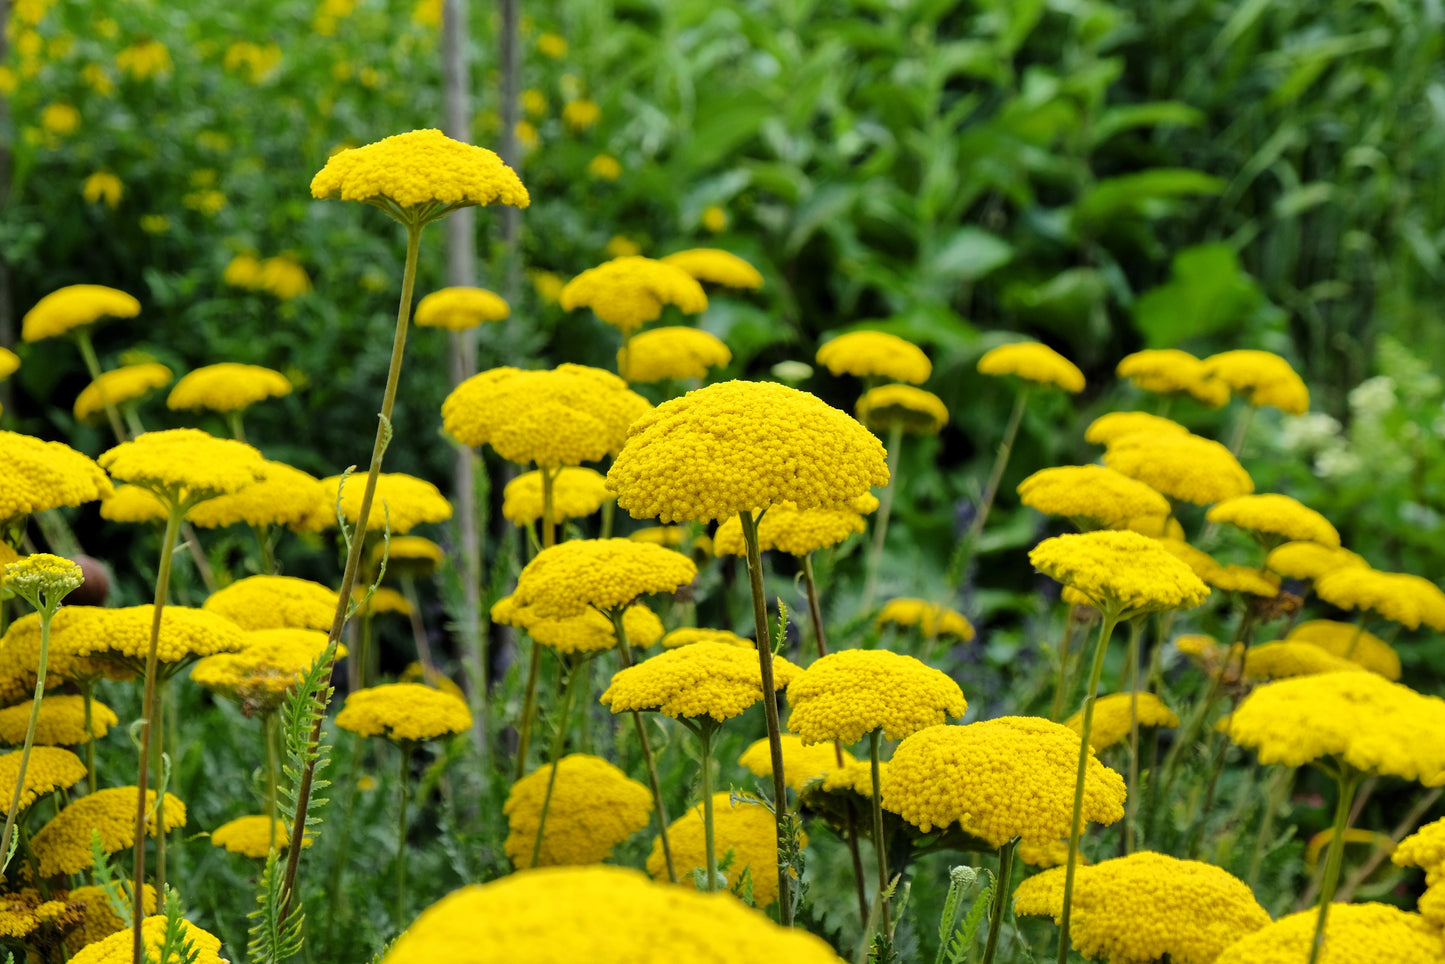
[1074,169,1225,228]
[1129,243,1270,348]
[1090,102,1205,147]
[1001,269,1108,327]
[927,228,1014,284]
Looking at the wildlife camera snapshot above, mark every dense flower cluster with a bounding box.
[1115,349,1229,407]
[0,432,113,523]
[1227,672,1445,782]
[382,866,844,963]
[875,598,976,640]
[608,381,889,524]
[442,365,651,467]
[1315,568,1445,632]
[1110,513,1185,539]
[1066,693,1179,749]
[63,885,155,956]
[202,575,338,631]
[503,754,652,867]
[1084,412,1190,446]
[1214,903,1444,964]
[1202,349,1310,415]
[1206,564,1280,598]
[72,363,172,421]
[335,683,473,742]
[1206,493,1340,547]
[617,326,732,383]
[815,331,932,384]
[787,649,966,745]
[502,467,612,525]
[20,284,139,342]
[1394,816,1445,891]
[211,815,301,856]
[413,286,509,329]
[1243,641,1366,680]
[32,787,187,876]
[166,363,293,412]
[1286,620,1401,679]
[189,461,326,530]
[560,256,708,333]
[0,694,116,745]
[98,428,266,503]
[601,641,798,722]
[313,472,453,534]
[191,628,337,714]
[977,342,1085,392]
[1265,542,1368,582]
[659,627,753,649]
[492,595,662,654]
[1014,851,1270,964]
[739,735,854,791]
[882,718,1126,845]
[1103,432,1254,505]
[511,539,697,619]
[650,794,791,906]
[0,746,86,813]
[310,128,529,212]
[712,502,868,557]
[97,486,165,524]
[855,384,948,435]
[3,605,245,673]
[659,248,764,289]
[69,914,226,964]
[1031,531,1211,616]
[1018,465,1170,528]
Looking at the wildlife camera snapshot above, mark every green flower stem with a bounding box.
[324,733,365,946]
[862,421,905,613]
[81,680,96,791]
[152,678,169,890]
[400,574,439,684]
[1227,403,1257,457]
[74,329,127,443]
[514,466,558,781]
[613,609,676,882]
[699,719,718,892]
[1049,608,1081,722]
[121,405,145,441]
[801,553,829,659]
[357,612,376,691]
[739,509,793,925]
[1247,767,1292,888]
[869,729,891,937]
[264,712,280,851]
[970,387,1029,546]
[981,837,1019,964]
[1309,767,1362,964]
[1343,610,1369,661]
[540,465,557,551]
[0,595,61,873]
[1124,619,1143,854]
[1337,785,1442,903]
[227,410,247,444]
[1057,610,1119,964]
[280,217,426,923]
[252,524,276,575]
[530,654,583,868]
[132,500,184,963]
[396,741,414,932]
[600,500,615,539]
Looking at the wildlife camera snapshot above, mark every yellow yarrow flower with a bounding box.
[659,627,752,649]
[1226,671,1445,783]
[739,735,855,791]
[335,682,473,742]
[1030,530,1210,618]
[443,365,651,468]
[191,628,339,715]
[20,284,139,342]
[211,815,304,857]
[537,32,568,58]
[713,502,867,557]
[1206,564,1280,598]
[1,605,240,682]
[373,536,445,580]
[608,380,890,525]
[855,384,948,435]
[115,39,172,80]
[82,171,123,209]
[601,641,799,723]
[203,575,338,631]
[414,286,510,330]
[1108,514,1185,539]
[32,787,186,876]
[561,98,600,131]
[0,608,138,693]
[64,884,155,956]
[99,428,266,508]
[1394,816,1445,884]
[70,914,225,964]
[1065,692,1178,750]
[815,331,931,384]
[787,649,965,745]
[560,256,708,334]
[650,793,794,907]
[503,754,652,868]
[40,102,80,136]
[502,467,612,526]
[0,694,116,745]
[977,342,1085,393]
[1214,903,1444,964]
[1152,538,1223,583]
[1265,542,1368,582]
[883,718,1126,845]
[511,538,696,619]
[491,595,662,655]
[1243,641,1367,681]
[1286,620,1400,680]
[72,363,172,422]
[1014,851,1270,964]
[166,363,292,413]
[0,746,86,813]
[701,205,729,232]
[1103,432,1254,505]
[1116,349,1230,408]
[255,255,311,300]
[1207,493,1339,548]
[1018,465,1171,529]
[188,461,326,531]
[1202,349,1310,415]
[312,472,453,534]
[353,586,412,617]
[1315,567,1445,632]
[1084,411,1190,447]
[659,249,764,290]
[617,326,732,383]
[875,599,975,640]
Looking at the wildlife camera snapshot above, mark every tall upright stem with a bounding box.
[514,468,556,779]
[970,387,1029,543]
[869,729,890,935]
[1057,612,1119,964]
[81,680,97,791]
[699,722,717,892]
[395,742,413,932]
[862,423,905,612]
[226,410,247,443]
[1227,404,1256,456]
[400,574,439,683]
[529,655,580,868]
[980,838,1018,964]
[739,510,793,924]
[0,599,58,870]
[1124,618,1142,854]
[1049,608,1081,722]
[800,553,829,658]
[74,330,127,443]
[613,610,676,882]
[1309,768,1360,964]
[264,712,280,850]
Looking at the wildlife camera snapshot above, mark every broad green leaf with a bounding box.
[1130,243,1269,347]
[1001,268,1108,325]
[927,228,1014,284]
[1091,102,1206,147]
[1075,169,1225,228]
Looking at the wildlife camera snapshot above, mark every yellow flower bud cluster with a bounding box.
[203,575,338,631]
[1226,671,1445,782]
[713,502,867,557]
[73,363,172,422]
[1315,567,1445,632]
[1115,349,1229,408]
[166,363,293,413]
[1242,641,1366,681]
[977,342,1085,393]
[0,694,117,746]
[3,552,84,603]
[1013,851,1270,964]
[1102,432,1254,505]
[502,467,612,525]
[312,472,453,535]
[1214,903,1444,964]
[413,286,509,330]
[601,641,798,723]
[855,384,949,435]
[882,718,1126,846]
[443,365,651,468]
[816,331,931,384]
[1084,412,1190,446]
[511,538,696,619]
[1066,693,1178,750]
[335,683,473,742]
[99,428,266,504]
[649,794,795,908]
[659,627,753,649]
[32,787,187,876]
[0,746,86,813]
[1207,493,1339,547]
[608,380,889,524]
[1202,349,1310,415]
[560,256,708,334]
[189,461,327,530]
[69,914,225,964]
[1285,620,1400,679]
[618,326,732,383]
[875,599,975,640]
[787,649,966,745]
[1018,465,1170,529]
[0,432,113,523]
[211,815,302,857]
[503,754,652,868]
[20,284,139,342]
[0,887,81,944]
[1265,542,1367,582]
[491,595,662,654]
[1030,531,1211,617]
[739,735,854,791]
[310,128,529,212]
[659,249,764,290]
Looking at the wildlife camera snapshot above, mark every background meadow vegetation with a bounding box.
[3,0,1445,960]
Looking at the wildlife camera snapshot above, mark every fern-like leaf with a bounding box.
[247,850,306,964]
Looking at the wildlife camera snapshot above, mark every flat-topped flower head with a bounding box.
[876,599,975,640]
[4,553,85,609]
[352,586,413,617]
[492,595,662,655]
[371,535,445,580]
[443,365,651,467]
[64,885,157,956]
[1152,538,1223,582]
[310,128,529,224]
[659,627,754,649]
[69,915,225,964]
[383,866,844,964]
[7,605,244,679]
[166,363,292,413]
[1207,493,1339,547]
[99,485,167,524]
[1030,531,1210,618]
[1287,620,1400,680]
[560,256,708,334]
[98,428,266,508]
[21,285,140,342]
[1266,542,1368,582]
[73,363,172,422]
[413,286,509,330]
[1393,817,1445,883]
[601,641,799,723]
[1109,514,1185,539]
[740,735,855,791]
[789,649,965,745]
[713,502,867,557]
[0,694,117,745]
[855,384,948,435]
[816,331,931,384]
[32,787,186,876]
[659,249,764,290]
[1103,432,1254,505]
[883,718,1126,845]
[203,575,338,631]
[191,628,339,715]
[211,815,305,857]
[1206,564,1280,598]
[335,682,473,742]
[502,467,612,526]
[1014,851,1270,964]
[0,432,113,524]
[188,461,326,531]
[1214,903,1444,964]
[313,472,453,534]
[0,609,136,693]
[1202,349,1310,415]
[617,326,732,383]
[608,380,889,524]
[1018,465,1170,529]
[650,794,792,907]
[511,538,696,619]
[0,747,86,814]
[1315,568,1445,632]
[1066,693,1179,750]
[0,348,17,381]
[1116,349,1229,408]
[1085,412,1191,447]
[503,754,652,868]
[1243,641,1367,681]
[977,342,1085,393]
[1226,671,1445,783]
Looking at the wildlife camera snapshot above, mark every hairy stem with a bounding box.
[1048,608,1081,722]
[1124,618,1142,854]
[700,721,717,892]
[0,598,58,871]
[529,655,581,868]
[1309,768,1360,964]
[981,838,1018,964]
[869,729,890,936]
[614,610,676,882]
[862,422,904,613]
